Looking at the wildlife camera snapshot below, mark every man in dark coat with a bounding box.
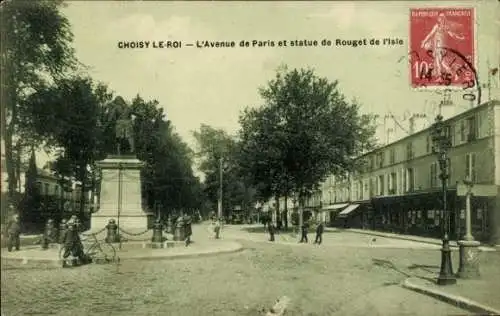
[184,215,193,246]
[6,214,21,252]
[314,221,324,245]
[268,221,275,242]
[61,222,87,262]
[300,220,309,243]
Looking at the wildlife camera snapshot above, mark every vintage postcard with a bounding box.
[1,1,499,315]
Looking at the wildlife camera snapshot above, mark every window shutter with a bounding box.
[403,169,407,192]
[430,164,434,187]
[460,120,466,142]
[471,153,476,182]
[477,113,481,138]
[387,174,391,192]
[465,154,470,179]
[410,168,415,191]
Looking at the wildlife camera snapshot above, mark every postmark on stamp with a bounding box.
[409,8,475,89]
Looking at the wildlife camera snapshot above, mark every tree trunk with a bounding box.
[2,102,17,202]
[284,193,288,230]
[15,142,22,192]
[274,195,280,228]
[90,169,96,213]
[79,167,87,216]
[298,188,309,229]
[298,193,304,229]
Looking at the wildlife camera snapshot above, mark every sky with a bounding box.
[29,0,500,173]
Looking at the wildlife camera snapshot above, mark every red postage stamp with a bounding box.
[409,8,475,89]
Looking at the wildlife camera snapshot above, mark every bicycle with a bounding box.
[59,233,117,267]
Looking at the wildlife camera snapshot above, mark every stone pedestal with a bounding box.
[91,156,152,232]
[457,240,481,279]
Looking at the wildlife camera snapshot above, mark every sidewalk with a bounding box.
[1,238,243,265]
[339,227,497,252]
[396,248,500,315]
[403,276,500,315]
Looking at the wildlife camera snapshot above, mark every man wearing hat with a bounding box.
[6,212,21,252]
[184,214,193,246]
[61,221,87,262]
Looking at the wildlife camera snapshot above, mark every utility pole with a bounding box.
[218,157,223,219]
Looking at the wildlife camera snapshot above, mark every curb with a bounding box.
[402,278,500,316]
[345,229,454,247]
[344,229,496,252]
[1,243,244,265]
[125,244,245,261]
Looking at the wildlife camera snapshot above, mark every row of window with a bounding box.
[361,113,480,173]
[36,182,59,196]
[35,181,75,197]
[323,152,477,203]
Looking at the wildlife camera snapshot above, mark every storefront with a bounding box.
[334,200,372,229]
[370,188,497,243]
[320,203,348,226]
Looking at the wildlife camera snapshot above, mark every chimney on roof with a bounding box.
[409,113,427,134]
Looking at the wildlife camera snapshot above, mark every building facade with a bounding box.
[318,100,500,245]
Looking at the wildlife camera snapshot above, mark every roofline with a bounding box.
[358,99,499,158]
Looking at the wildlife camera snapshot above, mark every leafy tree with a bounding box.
[20,149,42,233]
[238,106,292,227]
[193,124,255,217]
[146,122,202,214]
[1,0,77,200]
[238,66,377,225]
[23,76,110,218]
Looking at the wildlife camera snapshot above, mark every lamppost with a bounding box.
[431,114,457,285]
[457,176,481,278]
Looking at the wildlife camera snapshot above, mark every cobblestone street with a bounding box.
[1,224,482,315]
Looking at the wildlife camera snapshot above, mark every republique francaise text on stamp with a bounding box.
[409,8,475,89]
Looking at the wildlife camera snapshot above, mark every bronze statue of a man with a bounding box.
[115,109,135,155]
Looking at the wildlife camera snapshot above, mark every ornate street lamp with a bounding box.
[431,114,457,285]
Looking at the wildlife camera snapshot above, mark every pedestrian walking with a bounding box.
[6,213,21,252]
[214,218,221,239]
[300,221,309,243]
[314,221,324,245]
[185,215,192,246]
[268,222,275,242]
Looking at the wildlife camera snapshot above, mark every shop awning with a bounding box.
[321,203,349,211]
[338,204,360,217]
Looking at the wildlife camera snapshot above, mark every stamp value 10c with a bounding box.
[409,8,476,89]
